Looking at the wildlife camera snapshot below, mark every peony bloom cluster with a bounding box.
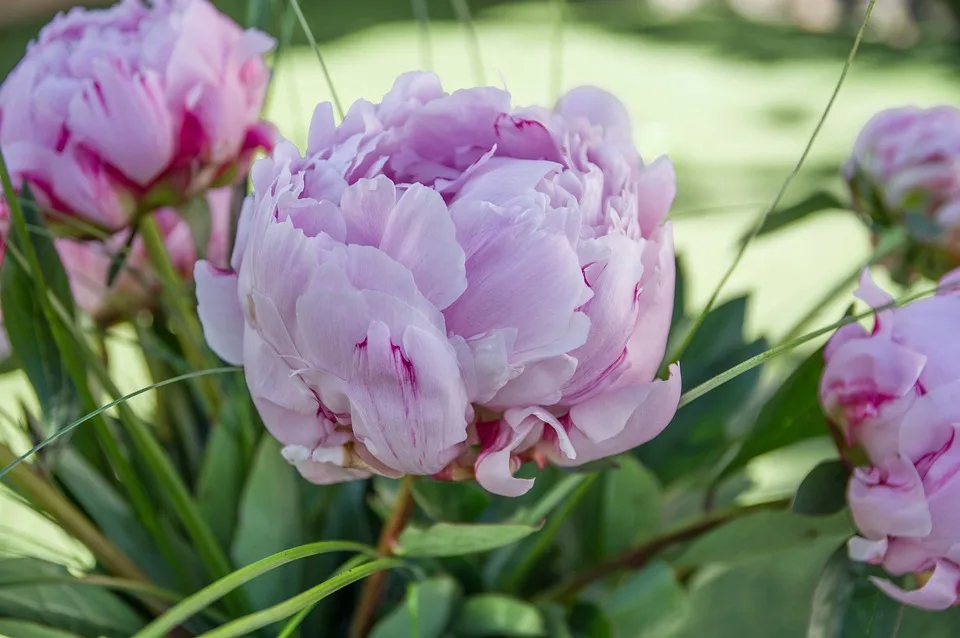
[0,0,274,234]
[821,268,960,609]
[844,106,960,282]
[196,72,680,496]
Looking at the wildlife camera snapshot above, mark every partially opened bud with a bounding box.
[844,106,960,282]
[0,0,274,234]
[820,269,960,464]
[197,72,680,495]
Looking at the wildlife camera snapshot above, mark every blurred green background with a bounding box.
[1,1,959,636]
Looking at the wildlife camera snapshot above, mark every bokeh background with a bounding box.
[1,1,958,635]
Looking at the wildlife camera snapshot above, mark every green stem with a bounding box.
[349,476,417,638]
[133,541,377,638]
[199,559,406,638]
[139,215,220,416]
[538,497,790,602]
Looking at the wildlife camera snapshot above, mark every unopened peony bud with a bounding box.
[196,72,680,495]
[0,0,274,234]
[844,106,960,282]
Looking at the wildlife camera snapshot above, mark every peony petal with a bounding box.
[871,560,960,611]
[554,85,638,164]
[378,184,467,310]
[848,459,932,540]
[552,365,681,466]
[505,406,575,460]
[281,444,370,485]
[68,64,174,186]
[854,269,895,310]
[348,321,469,475]
[451,157,561,207]
[635,157,677,235]
[195,261,244,365]
[475,419,538,497]
[848,536,888,564]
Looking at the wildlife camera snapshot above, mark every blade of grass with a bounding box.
[289,0,344,119]
[678,279,957,409]
[133,542,378,638]
[450,0,485,85]
[664,0,878,369]
[550,0,566,100]
[198,559,407,638]
[411,0,433,71]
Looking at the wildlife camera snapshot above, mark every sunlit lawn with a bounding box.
[1,5,959,635]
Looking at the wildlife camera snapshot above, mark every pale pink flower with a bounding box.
[197,73,680,494]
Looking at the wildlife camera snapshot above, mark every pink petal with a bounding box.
[281,444,370,484]
[474,418,538,497]
[68,63,174,186]
[194,260,244,365]
[348,321,469,475]
[848,536,888,564]
[554,85,638,164]
[551,364,681,466]
[854,269,894,310]
[871,560,960,611]
[504,406,575,460]
[378,183,467,310]
[451,157,561,207]
[848,459,932,540]
[635,157,677,235]
[487,354,579,409]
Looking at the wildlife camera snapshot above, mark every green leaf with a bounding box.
[903,212,943,242]
[676,510,851,567]
[740,190,845,242]
[370,577,461,638]
[197,402,249,549]
[396,522,541,558]
[640,297,766,482]
[0,187,79,427]
[54,450,175,588]
[792,460,850,517]
[231,436,302,613]
[807,546,903,638]
[412,481,491,523]
[599,561,688,638]
[721,348,828,479]
[451,595,546,637]
[0,558,145,638]
[601,456,662,555]
[0,620,83,638]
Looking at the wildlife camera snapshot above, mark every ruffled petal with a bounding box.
[871,560,960,611]
[848,459,932,540]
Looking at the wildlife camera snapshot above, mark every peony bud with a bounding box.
[0,0,275,234]
[820,269,960,464]
[196,72,680,495]
[56,187,232,325]
[844,106,960,282]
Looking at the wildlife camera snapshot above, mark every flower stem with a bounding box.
[139,214,220,415]
[538,497,790,602]
[349,476,417,638]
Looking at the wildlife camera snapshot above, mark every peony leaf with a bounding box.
[792,460,850,517]
[370,576,461,638]
[450,595,546,637]
[599,561,688,638]
[396,522,541,558]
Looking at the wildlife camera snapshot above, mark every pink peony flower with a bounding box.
[844,106,960,281]
[847,391,960,610]
[196,72,680,495]
[820,269,960,464]
[0,0,274,234]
